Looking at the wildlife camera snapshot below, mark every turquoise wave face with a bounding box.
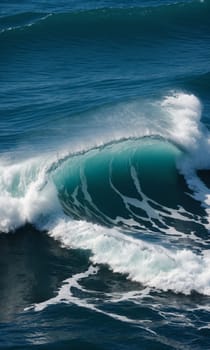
[52,138,207,236]
[1,92,210,241]
[1,1,210,348]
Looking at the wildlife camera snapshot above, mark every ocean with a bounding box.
[1,0,210,349]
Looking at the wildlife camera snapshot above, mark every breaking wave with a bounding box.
[1,92,210,296]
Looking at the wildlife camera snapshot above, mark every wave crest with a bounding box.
[1,1,209,38]
[0,92,210,234]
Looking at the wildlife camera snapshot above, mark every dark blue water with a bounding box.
[1,0,210,349]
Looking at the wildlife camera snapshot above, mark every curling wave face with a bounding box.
[1,92,210,296]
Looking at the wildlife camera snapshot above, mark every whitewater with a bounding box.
[1,1,210,348]
[1,93,210,299]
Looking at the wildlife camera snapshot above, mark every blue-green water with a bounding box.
[1,0,210,349]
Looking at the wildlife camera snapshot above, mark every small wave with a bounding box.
[0,12,52,34]
[1,1,209,39]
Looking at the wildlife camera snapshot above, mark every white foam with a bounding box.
[46,218,210,295]
[26,265,155,333]
[0,158,61,233]
[25,265,99,312]
[159,92,210,225]
[161,92,210,168]
[0,93,209,229]
[52,92,210,173]
[1,92,210,296]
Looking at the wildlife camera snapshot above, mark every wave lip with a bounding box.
[1,92,210,297]
[0,92,210,234]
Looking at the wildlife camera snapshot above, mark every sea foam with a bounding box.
[1,93,210,296]
[0,92,210,231]
[46,218,210,296]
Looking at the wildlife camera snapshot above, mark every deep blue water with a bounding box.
[1,0,210,349]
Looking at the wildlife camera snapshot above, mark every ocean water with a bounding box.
[1,0,210,348]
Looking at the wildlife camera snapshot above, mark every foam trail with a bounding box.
[47,219,210,296]
[26,265,99,312]
[26,265,155,334]
[179,168,210,229]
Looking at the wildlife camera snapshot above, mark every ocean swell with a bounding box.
[1,1,209,39]
[1,92,210,296]
[0,92,210,233]
[0,93,210,237]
